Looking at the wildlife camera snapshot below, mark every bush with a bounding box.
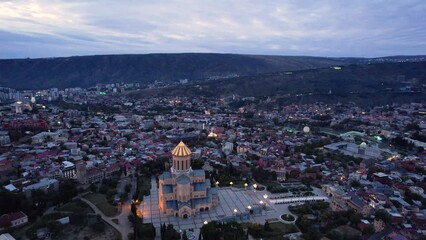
[99,185,108,194]
[128,214,135,224]
[70,213,87,225]
[281,214,296,221]
[106,189,118,198]
[264,221,272,231]
[120,192,129,202]
[91,222,105,232]
[125,184,131,193]
[248,223,264,238]
[137,223,155,239]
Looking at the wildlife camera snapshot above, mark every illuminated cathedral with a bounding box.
[158,141,219,218]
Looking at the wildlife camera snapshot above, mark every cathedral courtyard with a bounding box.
[139,177,328,238]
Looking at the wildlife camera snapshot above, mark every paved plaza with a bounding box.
[139,177,328,238]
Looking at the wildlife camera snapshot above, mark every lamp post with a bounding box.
[253,183,257,192]
[215,181,219,187]
[230,182,233,188]
[233,208,238,215]
[204,220,208,225]
[263,194,268,209]
[244,183,248,190]
[247,205,252,214]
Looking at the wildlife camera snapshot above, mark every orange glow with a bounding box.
[136,209,143,218]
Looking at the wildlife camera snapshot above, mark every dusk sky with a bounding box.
[1,0,426,59]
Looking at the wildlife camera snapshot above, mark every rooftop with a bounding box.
[172,141,192,157]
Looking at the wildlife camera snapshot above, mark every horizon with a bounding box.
[1,0,426,59]
[1,52,426,61]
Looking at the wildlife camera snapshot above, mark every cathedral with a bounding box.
[158,141,219,218]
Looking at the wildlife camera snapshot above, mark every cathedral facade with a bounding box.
[158,141,219,218]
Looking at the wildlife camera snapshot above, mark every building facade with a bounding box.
[158,141,219,218]
[0,211,28,228]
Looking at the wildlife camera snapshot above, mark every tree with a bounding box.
[127,233,134,240]
[263,220,271,231]
[351,180,360,188]
[91,222,105,232]
[349,213,362,226]
[201,221,221,240]
[160,223,167,240]
[182,230,189,240]
[121,192,129,202]
[273,117,280,125]
[137,223,155,239]
[329,229,344,240]
[405,123,420,131]
[364,225,375,235]
[271,171,277,181]
[162,224,180,240]
[247,223,263,238]
[375,210,390,224]
[125,183,131,193]
[128,214,135,224]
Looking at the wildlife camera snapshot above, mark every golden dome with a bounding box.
[172,141,192,157]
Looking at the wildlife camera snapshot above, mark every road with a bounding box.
[78,197,128,240]
[77,176,136,240]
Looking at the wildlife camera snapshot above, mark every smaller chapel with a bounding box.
[158,141,219,218]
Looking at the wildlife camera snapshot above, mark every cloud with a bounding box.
[0,0,425,58]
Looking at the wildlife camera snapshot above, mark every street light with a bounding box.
[216,181,219,186]
[233,209,238,215]
[244,183,248,190]
[253,183,257,191]
[303,126,310,134]
[230,182,233,187]
[263,194,268,200]
[204,220,208,225]
[260,200,265,210]
[247,205,252,210]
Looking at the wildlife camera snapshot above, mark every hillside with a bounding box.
[131,62,426,105]
[0,53,352,89]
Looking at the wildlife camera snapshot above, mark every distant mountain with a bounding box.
[132,62,426,106]
[0,53,424,90]
[0,53,356,89]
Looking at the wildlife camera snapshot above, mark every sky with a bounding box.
[1,0,426,59]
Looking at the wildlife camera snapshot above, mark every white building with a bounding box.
[0,212,28,228]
